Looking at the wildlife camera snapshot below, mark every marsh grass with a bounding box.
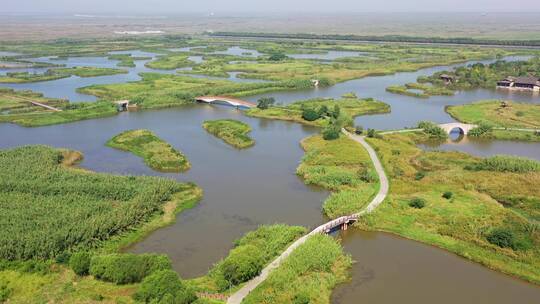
[242,234,352,304]
[202,119,254,149]
[359,133,540,284]
[297,135,379,218]
[107,129,190,172]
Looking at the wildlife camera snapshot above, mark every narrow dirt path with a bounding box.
[226,130,389,304]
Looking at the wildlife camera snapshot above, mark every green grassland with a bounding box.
[245,97,390,127]
[0,145,200,260]
[242,234,351,304]
[79,73,314,109]
[202,119,255,149]
[447,100,540,129]
[355,132,540,284]
[108,54,152,67]
[297,135,379,218]
[0,88,118,127]
[0,66,128,83]
[145,53,194,70]
[0,87,67,114]
[403,56,540,94]
[386,83,454,98]
[107,129,190,172]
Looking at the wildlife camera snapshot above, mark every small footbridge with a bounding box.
[196,96,256,109]
[227,130,389,304]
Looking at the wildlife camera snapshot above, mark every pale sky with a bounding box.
[2,0,540,14]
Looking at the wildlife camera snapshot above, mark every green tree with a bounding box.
[487,228,516,250]
[268,53,288,61]
[220,245,265,286]
[256,97,275,110]
[133,270,197,304]
[302,108,321,121]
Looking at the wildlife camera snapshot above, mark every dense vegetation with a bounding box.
[107,129,191,172]
[202,119,255,149]
[246,97,389,128]
[242,234,352,304]
[145,53,194,70]
[386,82,454,98]
[0,66,127,83]
[190,224,306,293]
[108,53,151,67]
[0,145,200,260]
[297,135,378,218]
[469,155,540,173]
[358,132,540,283]
[418,57,540,91]
[417,121,448,139]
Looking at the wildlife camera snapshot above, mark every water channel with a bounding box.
[0,50,539,302]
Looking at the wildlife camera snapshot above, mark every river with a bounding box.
[0,50,539,302]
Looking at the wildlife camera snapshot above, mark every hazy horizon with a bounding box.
[2,0,540,14]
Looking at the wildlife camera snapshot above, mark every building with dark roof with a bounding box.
[497,76,540,92]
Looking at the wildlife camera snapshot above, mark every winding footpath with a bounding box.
[227,130,389,304]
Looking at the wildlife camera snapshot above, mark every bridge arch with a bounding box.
[439,123,477,136]
[196,96,256,109]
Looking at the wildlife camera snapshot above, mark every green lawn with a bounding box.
[447,100,540,128]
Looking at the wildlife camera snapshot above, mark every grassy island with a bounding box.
[447,100,540,129]
[357,132,540,284]
[203,119,255,149]
[447,100,540,141]
[386,83,454,98]
[145,53,194,70]
[0,66,128,83]
[246,97,390,127]
[297,135,379,218]
[107,129,190,172]
[108,53,152,67]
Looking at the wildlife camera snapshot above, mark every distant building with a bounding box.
[497,76,540,92]
[439,74,455,84]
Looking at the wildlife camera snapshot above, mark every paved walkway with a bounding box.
[226,130,389,304]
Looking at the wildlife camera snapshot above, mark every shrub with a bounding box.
[355,125,364,135]
[409,198,426,209]
[415,171,425,180]
[487,228,516,250]
[417,121,447,139]
[268,53,287,61]
[55,252,71,264]
[90,254,171,284]
[134,270,197,304]
[69,252,92,276]
[220,245,265,286]
[322,125,341,140]
[318,105,329,117]
[468,122,493,137]
[367,129,376,138]
[442,191,453,199]
[302,108,321,121]
[0,282,13,302]
[358,167,376,183]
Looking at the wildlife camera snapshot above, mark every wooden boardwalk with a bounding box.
[227,130,389,304]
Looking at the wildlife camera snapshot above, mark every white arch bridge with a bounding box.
[439,123,477,135]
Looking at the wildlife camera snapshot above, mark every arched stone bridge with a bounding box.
[439,123,477,135]
[196,96,256,109]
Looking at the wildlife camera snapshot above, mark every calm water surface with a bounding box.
[1,51,539,301]
[332,230,540,304]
